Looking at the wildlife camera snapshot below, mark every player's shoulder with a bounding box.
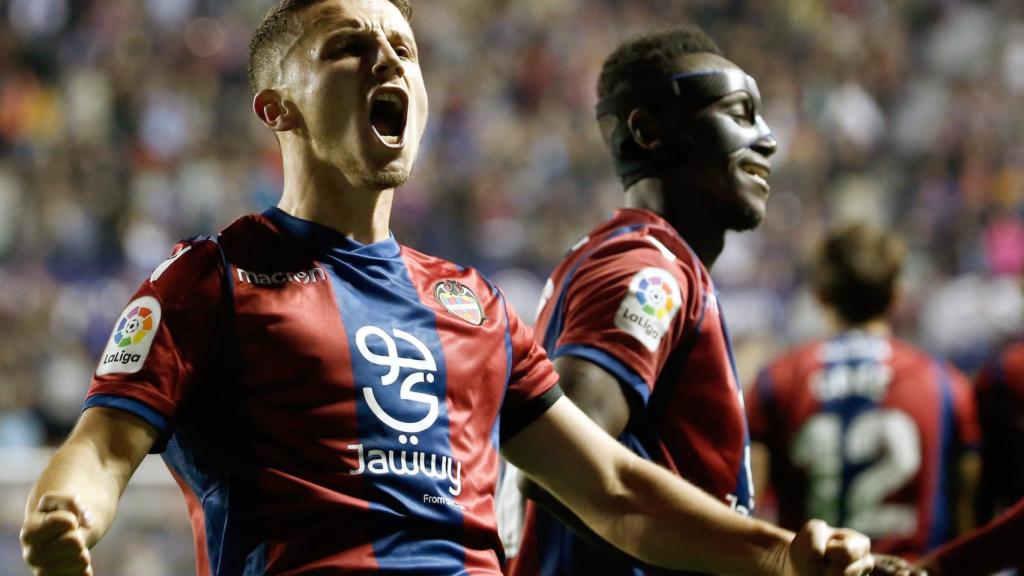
[889,337,954,373]
[977,338,1024,395]
[146,213,278,299]
[593,220,701,269]
[764,339,825,382]
[999,339,1024,373]
[217,212,289,259]
[146,235,224,295]
[888,337,931,361]
[399,244,502,302]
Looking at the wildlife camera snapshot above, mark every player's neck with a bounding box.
[624,178,726,268]
[833,317,891,336]
[277,153,394,245]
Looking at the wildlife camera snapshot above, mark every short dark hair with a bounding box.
[597,26,723,101]
[812,223,907,325]
[247,0,412,94]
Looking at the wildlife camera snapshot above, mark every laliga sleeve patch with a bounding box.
[613,267,681,352]
[96,296,162,376]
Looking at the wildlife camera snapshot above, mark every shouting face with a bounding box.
[265,0,428,191]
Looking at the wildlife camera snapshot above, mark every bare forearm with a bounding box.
[27,438,126,546]
[547,453,792,575]
[24,408,156,548]
[507,399,872,576]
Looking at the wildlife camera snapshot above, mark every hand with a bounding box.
[20,493,94,576]
[872,554,929,576]
[785,519,874,576]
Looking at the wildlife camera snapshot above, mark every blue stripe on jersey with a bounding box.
[83,394,169,437]
[755,368,776,418]
[928,361,955,550]
[323,243,466,573]
[494,289,513,451]
[714,299,753,512]
[828,334,878,525]
[162,434,267,576]
[541,224,644,355]
[553,343,650,404]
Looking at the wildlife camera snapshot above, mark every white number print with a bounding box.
[791,409,921,538]
[355,326,439,434]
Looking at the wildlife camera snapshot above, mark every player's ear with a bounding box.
[627,108,664,151]
[253,89,301,132]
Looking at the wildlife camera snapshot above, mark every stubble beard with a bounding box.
[336,151,412,192]
[368,166,410,190]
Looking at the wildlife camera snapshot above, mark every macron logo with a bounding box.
[237,267,327,286]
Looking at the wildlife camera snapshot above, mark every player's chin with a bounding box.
[367,165,411,191]
[722,197,766,232]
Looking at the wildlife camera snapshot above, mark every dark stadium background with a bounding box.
[0,0,1022,573]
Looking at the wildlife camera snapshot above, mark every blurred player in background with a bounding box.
[897,278,1024,575]
[511,25,787,576]
[973,323,1024,525]
[18,1,874,575]
[746,223,980,560]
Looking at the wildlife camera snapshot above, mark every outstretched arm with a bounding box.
[515,355,637,557]
[919,497,1024,576]
[21,407,157,576]
[503,397,873,576]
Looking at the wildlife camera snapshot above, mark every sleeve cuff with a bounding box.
[553,343,651,405]
[500,384,564,444]
[82,394,172,453]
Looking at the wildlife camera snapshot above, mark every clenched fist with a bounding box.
[786,519,875,576]
[21,494,94,576]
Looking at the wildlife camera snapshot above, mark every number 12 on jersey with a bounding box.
[791,409,921,537]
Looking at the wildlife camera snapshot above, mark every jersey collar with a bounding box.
[612,207,675,230]
[263,207,402,259]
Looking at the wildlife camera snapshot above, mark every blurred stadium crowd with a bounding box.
[0,0,1023,554]
[2,0,1024,446]
[1,0,1023,573]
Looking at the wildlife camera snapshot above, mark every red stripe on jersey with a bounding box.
[400,250,506,571]
[167,466,211,576]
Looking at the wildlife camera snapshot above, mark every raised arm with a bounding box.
[21,407,157,576]
[503,397,874,576]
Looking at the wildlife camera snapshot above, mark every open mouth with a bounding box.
[740,161,770,188]
[369,90,408,147]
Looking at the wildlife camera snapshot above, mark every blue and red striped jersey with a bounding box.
[746,331,980,558]
[975,339,1024,517]
[85,207,561,575]
[511,208,753,576]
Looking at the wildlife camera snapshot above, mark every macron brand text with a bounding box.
[237,267,326,286]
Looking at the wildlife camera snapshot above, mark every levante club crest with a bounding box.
[434,280,485,326]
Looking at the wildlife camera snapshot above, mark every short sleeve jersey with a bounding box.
[974,340,1024,516]
[746,331,980,557]
[512,209,752,576]
[85,208,561,576]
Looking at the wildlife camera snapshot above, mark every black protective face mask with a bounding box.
[596,68,774,188]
